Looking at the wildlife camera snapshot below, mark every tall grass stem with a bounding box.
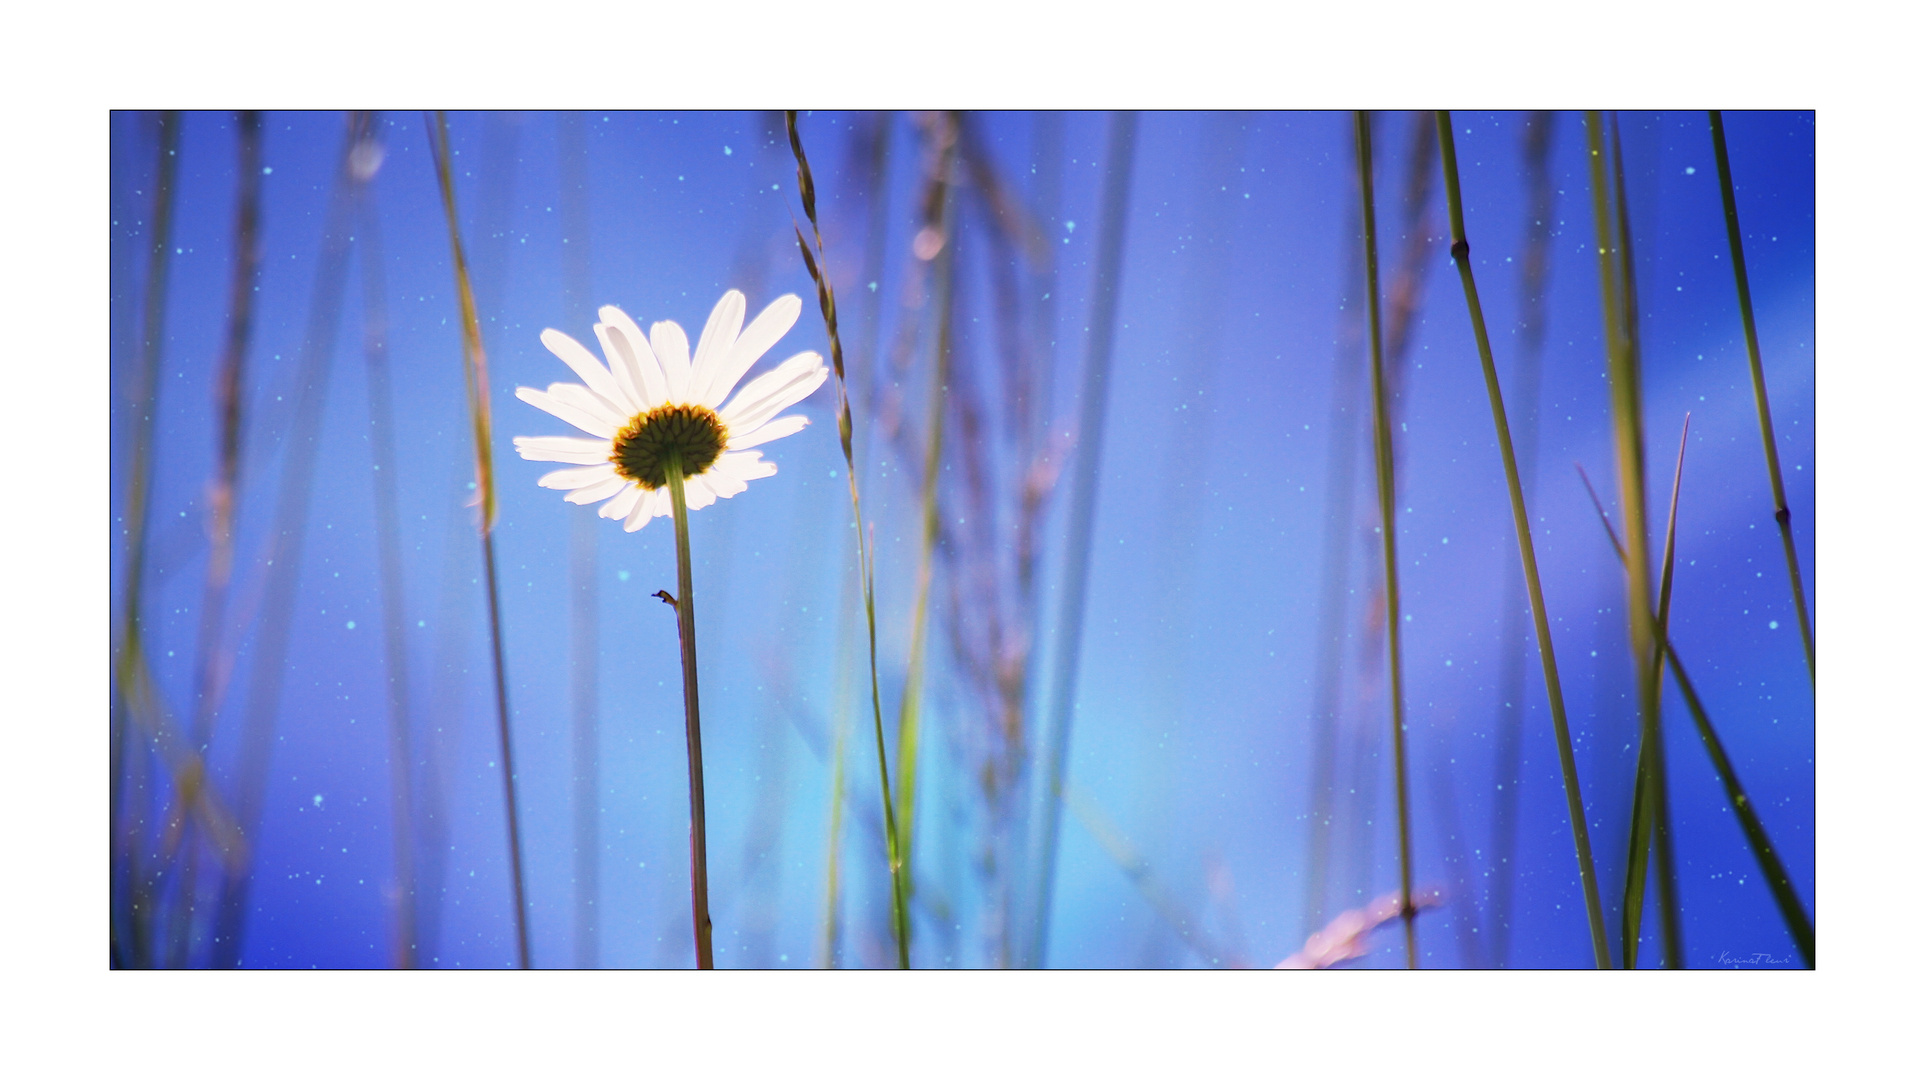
[1577,467,1814,966]
[427,110,530,969]
[1708,111,1814,681]
[1436,111,1611,968]
[787,110,911,968]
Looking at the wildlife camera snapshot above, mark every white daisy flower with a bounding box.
[512,290,828,531]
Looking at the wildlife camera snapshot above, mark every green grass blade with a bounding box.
[1577,466,1815,967]
[1356,111,1417,968]
[1435,112,1611,968]
[427,110,530,969]
[1709,111,1814,682]
[787,110,911,968]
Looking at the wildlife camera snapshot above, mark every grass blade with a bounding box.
[788,109,912,968]
[1708,111,1814,681]
[427,110,531,969]
[1577,467,1815,966]
[1031,110,1139,968]
[1356,112,1418,968]
[1436,111,1610,968]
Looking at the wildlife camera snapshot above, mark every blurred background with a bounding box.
[108,109,1813,969]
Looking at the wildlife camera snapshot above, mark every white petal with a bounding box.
[713,450,778,484]
[547,382,629,430]
[686,291,746,406]
[702,465,749,500]
[593,322,648,412]
[726,413,809,451]
[623,491,654,531]
[702,294,803,409]
[517,386,618,438]
[720,351,827,427]
[541,328,634,414]
[682,475,718,511]
[514,435,614,464]
[724,362,829,437]
[538,464,618,490]
[600,482,645,520]
[565,474,630,504]
[651,320,692,404]
[600,307,670,409]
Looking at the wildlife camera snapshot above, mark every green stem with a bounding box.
[786,111,911,968]
[1577,466,1815,966]
[1585,110,1671,969]
[1435,112,1611,968]
[662,455,715,969]
[1709,111,1814,682]
[1356,111,1417,969]
[428,110,529,969]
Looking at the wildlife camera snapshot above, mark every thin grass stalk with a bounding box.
[1030,110,1138,969]
[557,110,602,970]
[166,109,262,968]
[1708,111,1814,680]
[210,114,360,968]
[349,112,420,969]
[1065,782,1236,967]
[111,110,182,968]
[1584,111,1669,970]
[1355,111,1418,969]
[1301,173,1367,940]
[894,116,960,924]
[787,110,911,968]
[656,456,715,969]
[1435,112,1611,968]
[1620,417,1691,969]
[1594,112,1684,968]
[1490,109,1557,969]
[1577,467,1814,966]
[427,110,530,969]
[820,520,861,967]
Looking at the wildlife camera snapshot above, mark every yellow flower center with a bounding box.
[611,403,729,489]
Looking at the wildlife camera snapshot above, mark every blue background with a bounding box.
[109,110,1813,969]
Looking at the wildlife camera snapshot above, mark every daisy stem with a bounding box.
[788,110,912,968]
[1355,111,1418,969]
[661,453,715,969]
[1434,111,1611,968]
[428,110,530,970]
[1709,111,1814,682]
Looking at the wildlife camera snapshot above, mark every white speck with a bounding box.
[346,620,356,630]
[1685,166,1696,175]
[618,570,631,582]
[723,145,733,155]
[262,166,273,175]
[1769,620,1779,630]
[313,794,324,807]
